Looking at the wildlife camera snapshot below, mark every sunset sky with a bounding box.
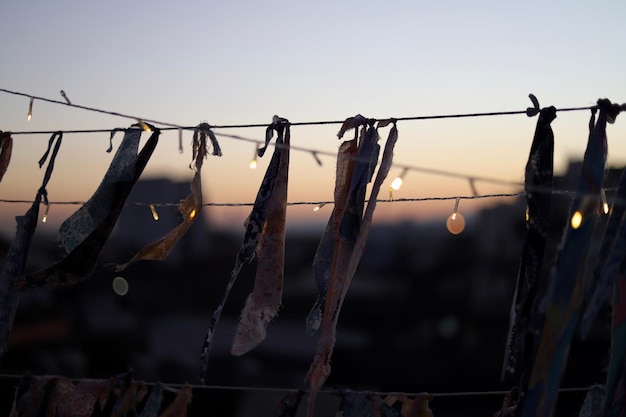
[1,0,625,237]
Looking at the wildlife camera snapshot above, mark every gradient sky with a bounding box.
[1,0,625,237]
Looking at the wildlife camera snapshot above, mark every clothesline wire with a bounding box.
[0,193,525,208]
[0,87,607,192]
[0,87,595,134]
[0,373,592,398]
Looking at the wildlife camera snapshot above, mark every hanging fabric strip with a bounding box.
[58,125,146,252]
[231,118,290,356]
[275,389,305,417]
[0,132,62,364]
[501,105,556,384]
[0,131,13,183]
[367,392,404,417]
[306,118,363,335]
[520,99,619,417]
[581,167,626,338]
[603,265,626,417]
[115,123,221,271]
[158,385,193,417]
[333,388,368,417]
[198,116,288,383]
[307,120,396,417]
[139,383,164,417]
[15,127,159,290]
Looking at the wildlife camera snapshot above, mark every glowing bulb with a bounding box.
[250,144,259,169]
[525,208,530,222]
[149,204,159,221]
[391,177,403,191]
[112,276,129,296]
[601,189,609,214]
[178,128,184,154]
[446,198,465,234]
[27,97,34,121]
[571,211,583,229]
[313,203,326,212]
[189,209,197,220]
[137,119,151,132]
[249,159,257,169]
[446,212,466,234]
[41,203,50,223]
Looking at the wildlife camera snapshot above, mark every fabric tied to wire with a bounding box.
[199,116,290,383]
[603,263,626,417]
[15,126,159,291]
[275,389,305,417]
[231,117,290,356]
[0,132,62,364]
[9,373,189,417]
[501,105,556,385]
[306,118,398,417]
[114,123,221,271]
[581,166,626,337]
[0,131,13,183]
[520,99,620,417]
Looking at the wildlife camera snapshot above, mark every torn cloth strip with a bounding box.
[15,128,159,291]
[581,166,626,338]
[307,121,397,417]
[275,390,305,417]
[0,132,62,364]
[231,119,290,356]
[58,126,145,252]
[603,266,626,417]
[114,124,220,271]
[501,106,556,384]
[0,131,13,183]
[306,128,360,335]
[198,117,288,383]
[520,99,617,417]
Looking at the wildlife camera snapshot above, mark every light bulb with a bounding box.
[447,198,465,234]
[391,177,403,191]
[446,212,466,234]
[41,204,50,223]
[149,204,159,221]
[112,276,129,296]
[189,209,197,220]
[313,203,326,212]
[601,189,609,215]
[249,159,257,169]
[571,211,583,229]
[27,97,34,121]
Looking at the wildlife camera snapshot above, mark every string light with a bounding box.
[41,203,50,223]
[149,204,159,221]
[178,128,184,153]
[313,202,327,212]
[390,168,408,191]
[189,208,197,220]
[59,90,71,104]
[112,276,129,296]
[601,189,609,214]
[468,178,479,197]
[136,119,151,132]
[311,151,323,166]
[249,144,259,169]
[27,97,34,121]
[571,210,583,229]
[446,197,466,235]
